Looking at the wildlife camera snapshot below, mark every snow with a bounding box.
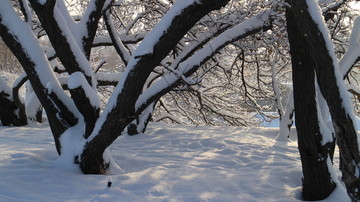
[86,0,202,142]
[132,0,197,57]
[0,75,11,96]
[0,122,351,201]
[0,1,62,89]
[53,6,94,82]
[25,92,42,121]
[95,72,122,83]
[68,72,100,109]
[306,0,360,144]
[339,16,360,77]
[37,0,46,5]
[54,124,85,171]
[93,33,146,45]
[135,9,272,111]
[316,83,334,145]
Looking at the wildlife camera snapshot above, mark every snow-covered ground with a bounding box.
[0,122,351,201]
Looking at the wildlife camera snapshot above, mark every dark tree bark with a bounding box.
[81,0,110,59]
[0,74,27,126]
[68,82,99,138]
[286,4,336,200]
[12,74,28,125]
[287,0,360,200]
[0,91,27,126]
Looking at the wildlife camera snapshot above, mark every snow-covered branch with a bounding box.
[136,9,273,113]
[93,33,146,47]
[29,0,94,85]
[103,10,131,65]
[81,0,231,174]
[78,0,113,57]
[339,16,360,79]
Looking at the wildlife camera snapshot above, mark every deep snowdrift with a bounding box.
[0,123,350,201]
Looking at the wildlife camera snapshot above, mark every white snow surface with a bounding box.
[0,123,351,201]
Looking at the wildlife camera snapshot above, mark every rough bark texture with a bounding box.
[286,4,336,200]
[287,0,360,200]
[80,0,230,174]
[69,85,99,138]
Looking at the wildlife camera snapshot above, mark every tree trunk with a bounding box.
[286,4,336,200]
[287,0,360,200]
[79,0,230,174]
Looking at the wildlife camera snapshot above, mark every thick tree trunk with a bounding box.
[286,4,336,200]
[287,0,360,200]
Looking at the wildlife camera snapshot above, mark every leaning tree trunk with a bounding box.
[287,0,360,200]
[286,3,336,200]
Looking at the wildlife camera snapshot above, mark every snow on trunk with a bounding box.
[316,83,334,139]
[306,0,358,133]
[0,75,12,97]
[53,6,95,86]
[68,72,100,109]
[25,82,42,123]
[277,91,294,141]
[0,0,79,118]
[271,52,284,118]
[304,0,360,199]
